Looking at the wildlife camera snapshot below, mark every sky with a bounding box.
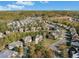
[0,1,79,11]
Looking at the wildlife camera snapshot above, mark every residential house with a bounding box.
[3,31,11,35]
[36,27,42,31]
[8,41,23,50]
[0,32,5,39]
[35,35,43,44]
[24,28,29,32]
[18,28,24,32]
[0,49,18,58]
[72,34,79,40]
[72,48,79,58]
[23,36,32,44]
[70,27,77,35]
[31,27,36,32]
[51,29,61,39]
[16,21,21,28]
[47,24,56,30]
[68,46,77,58]
[72,52,79,58]
[71,40,79,47]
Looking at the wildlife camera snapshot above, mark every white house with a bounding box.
[23,36,32,44]
[8,41,23,49]
[35,35,43,44]
[4,31,11,35]
[18,28,24,32]
[0,32,5,39]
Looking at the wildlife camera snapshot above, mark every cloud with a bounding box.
[16,1,34,6]
[0,4,25,11]
[40,1,48,3]
[0,6,11,10]
[63,8,71,10]
[0,1,34,11]
[7,4,24,10]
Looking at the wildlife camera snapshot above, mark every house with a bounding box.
[18,28,24,32]
[0,32,5,39]
[52,32,57,39]
[72,52,79,58]
[57,23,63,27]
[16,21,21,28]
[19,21,25,27]
[31,27,36,32]
[25,28,29,31]
[71,40,79,47]
[47,24,56,30]
[0,49,18,58]
[35,35,43,44]
[62,25,67,29]
[70,27,77,35]
[69,17,73,22]
[51,29,61,39]
[72,48,79,58]
[8,41,23,50]
[72,34,79,40]
[23,36,32,44]
[7,22,12,26]
[3,31,11,35]
[68,46,77,58]
[37,27,42,31]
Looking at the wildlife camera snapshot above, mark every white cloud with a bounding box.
[40,1,48,3]
[0,6,11,10]
[0,4,25,11]
[7,4,24,10]
[16,1,34,6]
[0,1,34,11]
[63,8,71,10]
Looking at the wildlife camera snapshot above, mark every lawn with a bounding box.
[40,38,59,47]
